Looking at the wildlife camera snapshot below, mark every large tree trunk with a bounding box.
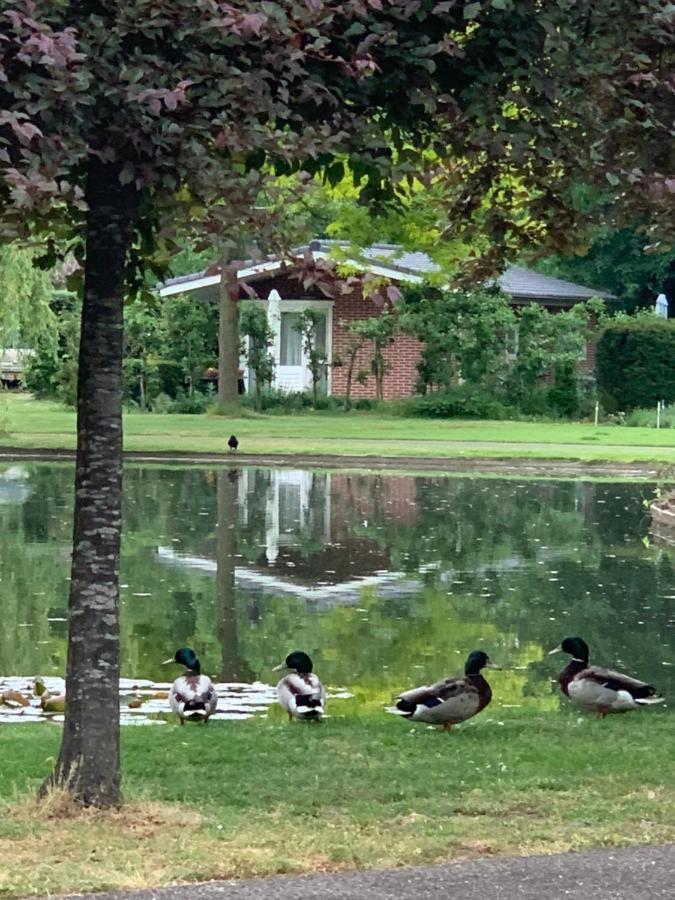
[44,159,137,808]
[217,260,240,408]
[216,469,253,682]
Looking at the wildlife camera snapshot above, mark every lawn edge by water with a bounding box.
[0,446,667,480]
[1,395,674,467]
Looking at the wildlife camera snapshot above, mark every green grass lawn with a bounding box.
[1,394,675,464]
[1,706,674,897]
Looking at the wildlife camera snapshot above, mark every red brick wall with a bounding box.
[330,472,419,530]
[330,290,423,400]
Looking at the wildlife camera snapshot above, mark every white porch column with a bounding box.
[267,289,282,389]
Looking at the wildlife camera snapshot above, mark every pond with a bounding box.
[0,462,673,722]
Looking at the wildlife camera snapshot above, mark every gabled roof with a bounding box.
[159,240,613,302]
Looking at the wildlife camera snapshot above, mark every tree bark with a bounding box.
[217,259,240,408]
[216,469,253,682]
[43,158,137,808]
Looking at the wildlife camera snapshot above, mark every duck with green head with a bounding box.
[392,650,499,731]
[550,636,664,717]
[164,647,218,724]
[274,651,326,721]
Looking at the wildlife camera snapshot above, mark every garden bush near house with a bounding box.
[400,284,514,395]
[239,302,275,413]
[625,403,675,428]
[596,318,675,412]
[240,388,344,414]
[404,385,513,419]
[167,387,215,414]
[295,308,330,409]
[547,362,581,418]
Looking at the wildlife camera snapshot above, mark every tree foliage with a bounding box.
[1,2,672,269]
[295,307,329,409]
[506,301,600,409]
[24,290,79,403]
[344,312,396,402]
[239,302,275,413]
[536,224,675,315]
[596,317,675,412]
[401,284,515,393]
[334,319,370,411]
[0,244,55,353]
[401,282,601,415]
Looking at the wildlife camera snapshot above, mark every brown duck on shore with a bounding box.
[392,650,499,732]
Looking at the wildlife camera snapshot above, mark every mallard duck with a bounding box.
[393,650,499,732]
[164,647,218,724]
[274,651,325,720]
[549,636,664,717]
[34,677,66,713]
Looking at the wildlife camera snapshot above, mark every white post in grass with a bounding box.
[594,400,599,427]
[656,400,661,429]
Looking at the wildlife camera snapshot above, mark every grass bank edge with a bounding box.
[2,709,675,896]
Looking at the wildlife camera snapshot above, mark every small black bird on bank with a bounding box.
[228,435,239,451]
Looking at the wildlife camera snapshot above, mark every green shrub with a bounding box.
[596,319,675,411]
[547,362,580,418]
[405,386,513,419]
[151,392,173,414]
[511,386,551,417]
[625,403,675,428]
[168,388,213,414]
[243,389,312,412]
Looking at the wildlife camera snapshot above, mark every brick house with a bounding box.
[159,241,612,401]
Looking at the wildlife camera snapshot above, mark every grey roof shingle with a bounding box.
[160,240,613,301]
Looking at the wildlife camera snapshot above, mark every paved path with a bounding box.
[67,844,675,900]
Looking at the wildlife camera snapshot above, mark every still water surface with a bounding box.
[1,462,673,711]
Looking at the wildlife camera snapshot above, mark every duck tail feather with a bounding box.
[634,696,666,706]
[296,706,323,719]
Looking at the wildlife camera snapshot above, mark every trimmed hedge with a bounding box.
[596,319,675,411]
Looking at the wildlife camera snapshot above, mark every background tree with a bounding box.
[346,313,396,403]
[400,285,515,394]
[535,222,675,315]
[0,244,55,355]
[24,291,79,405]
[239,302,275,413]
[507,301,601,413]
[162,294,215,401]
[335,320,370,412]
[123,300,163,410]
[295,308,328,409]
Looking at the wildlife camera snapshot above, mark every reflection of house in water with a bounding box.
[155,469,421,603]
[0,466,32,505]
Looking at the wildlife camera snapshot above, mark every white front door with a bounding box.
[271,304,333,394]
